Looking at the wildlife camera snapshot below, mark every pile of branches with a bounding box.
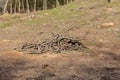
[15,35,87,54]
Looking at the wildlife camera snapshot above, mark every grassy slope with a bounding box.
[0,0,120,28]
[0,0,120,44]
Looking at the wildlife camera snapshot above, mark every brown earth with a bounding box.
[0,24,120,80]
[0,47,120,80]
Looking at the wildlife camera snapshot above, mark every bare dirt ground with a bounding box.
[0,45,120,80]
[0,0,120,80]
[0,24,120,80]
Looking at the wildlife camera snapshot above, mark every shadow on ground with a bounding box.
[0,49,120,80]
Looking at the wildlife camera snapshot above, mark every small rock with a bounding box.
[101,22,114,28]
[42,64,49,69]
[45,13,48,16]
[99,39,109,43]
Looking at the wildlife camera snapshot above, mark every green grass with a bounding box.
[0,22,11,28]
[118,33,120,38]
[0,0,120,28]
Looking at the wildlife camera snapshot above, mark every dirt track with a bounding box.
[0,21,120,80]
[0,40,120,80]
[0,20,120,80]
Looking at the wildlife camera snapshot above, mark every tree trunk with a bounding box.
[10,0,13,14]
[3,0,9,14]
[21,0,25,13]
[43,0,47,10]
[34,0,37,12]
[18,0,21,13]
[56,0,60,7]
[26,0,30,13]
[14,0,17,13]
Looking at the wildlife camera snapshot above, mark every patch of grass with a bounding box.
[0,22,12,28]
[118,33,120,38]
[0,15,19,28]
[86,41,96,46]
[23,19,44,26]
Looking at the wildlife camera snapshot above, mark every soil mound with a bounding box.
[15,35,87,54]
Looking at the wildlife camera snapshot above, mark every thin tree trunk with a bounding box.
[34,0,37,12]
[56,0,60,7]
[43,0,47,10]
[3,0,9,14]
[26,0,30,13]
[18,0,21,13]
[10,0,13,14]
[14,0,17,13]
[21,0,25,12]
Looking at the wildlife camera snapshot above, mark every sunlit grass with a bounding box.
[0,0,120,28]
